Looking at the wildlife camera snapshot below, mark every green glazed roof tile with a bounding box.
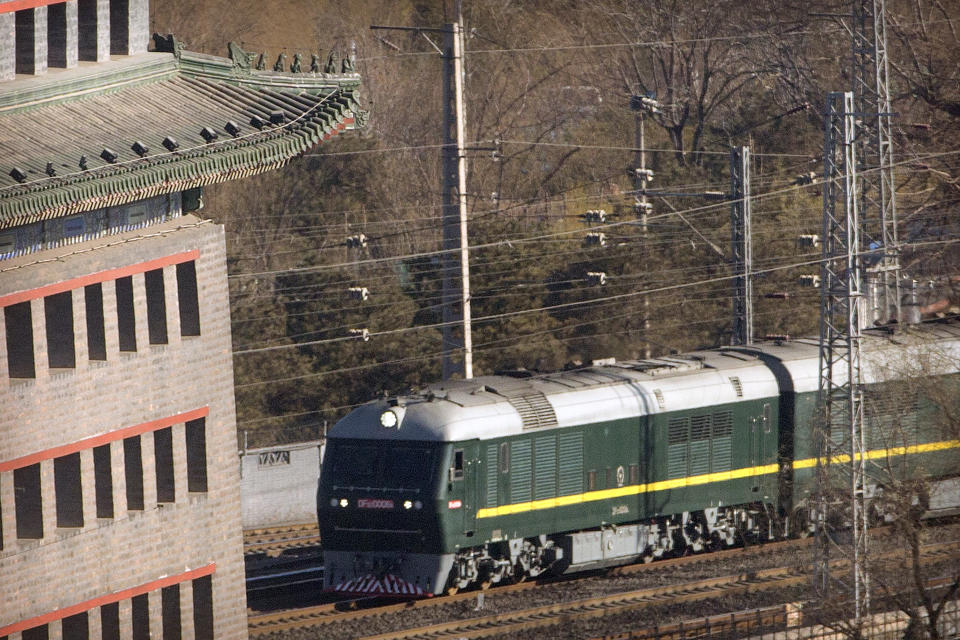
[0,45,364,229]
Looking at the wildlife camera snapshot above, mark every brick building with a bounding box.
[0,1,363,637]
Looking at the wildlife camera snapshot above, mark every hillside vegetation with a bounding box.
[151,0,960,447]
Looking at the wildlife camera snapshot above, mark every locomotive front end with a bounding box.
[317,401,453,596]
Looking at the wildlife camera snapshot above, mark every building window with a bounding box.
[45,291,76,368]
[61,612,89,640]
[192,575,214,640]
[586,470,597,492]
[21,625,49,640]
[131,593,150,640]
[145,268,168,344]
[100,602,120,640]
[77,0,98,61]
[54,453,84,528]
[5,301,36,378]
[94,444,114,519]
[47,1,68,68]
[116,276,137,352]
[15,9,38,75]
[161,585,181,640]
[123,436,144,511]
[155,427,175,503]
[14,463,43,539]
[85,284,107,360]
[176,261,201,336]
[185,418,208,493]
[109,0,131,55]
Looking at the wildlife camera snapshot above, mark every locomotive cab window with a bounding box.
[451,449,464,480]
[762,403,772,433]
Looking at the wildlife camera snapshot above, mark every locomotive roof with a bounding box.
[329,347,780,442]
[736,318,960,393]
[328,318,960,443]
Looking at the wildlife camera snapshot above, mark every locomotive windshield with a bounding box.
[327,441,435,491]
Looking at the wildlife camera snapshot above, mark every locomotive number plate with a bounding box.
[357,498,395,509]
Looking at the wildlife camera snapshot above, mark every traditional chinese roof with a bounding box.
[0,39,365,228]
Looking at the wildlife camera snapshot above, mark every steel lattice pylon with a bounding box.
[816,91,870,625]
[852,0,900,324]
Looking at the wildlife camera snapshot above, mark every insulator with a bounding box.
[348,328,370,341]
[764,334,790,342]
[348,287,370,301]
[346,233,368,249]
[633,200,653,217]
[793,171,817,185]
[630,168,654,181]
[586,271,607,286]
[764,292,790,299]
[584,232,607,247]
[799,274,821,287]
[797,234,820,248]
[583,209,607,224]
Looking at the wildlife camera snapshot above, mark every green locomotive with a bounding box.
[318,321,960,596]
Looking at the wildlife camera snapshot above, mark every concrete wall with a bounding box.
[0,214,248,639]
[240,441,323,529]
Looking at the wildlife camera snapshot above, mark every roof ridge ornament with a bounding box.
[324,50,340,74]
[227,41,258,71]
[152,33,185,60]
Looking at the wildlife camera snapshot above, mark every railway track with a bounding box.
[356,565,810,640]
[246,537,808,637]
[247,538,960,639]
[243,522,321,556]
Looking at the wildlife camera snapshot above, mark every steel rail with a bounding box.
[243,522,321,555]
[356,543,960,640]
[247,536,810,636]
[246,531,959,637]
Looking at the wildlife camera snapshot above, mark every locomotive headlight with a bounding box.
[339,498,349,508]
[379,409,399,428]
[330,498,339,507]
[414,500,423,510]
[403,500,413,510]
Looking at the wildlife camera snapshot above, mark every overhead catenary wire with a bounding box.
[226,147,960,281]
[232,253,835,356]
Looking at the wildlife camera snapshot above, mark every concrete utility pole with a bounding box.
[372,3,473,381]
[730,146,753,346]
[440,0,473,380]
[816,91,869,625]
[852,0,900,324]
